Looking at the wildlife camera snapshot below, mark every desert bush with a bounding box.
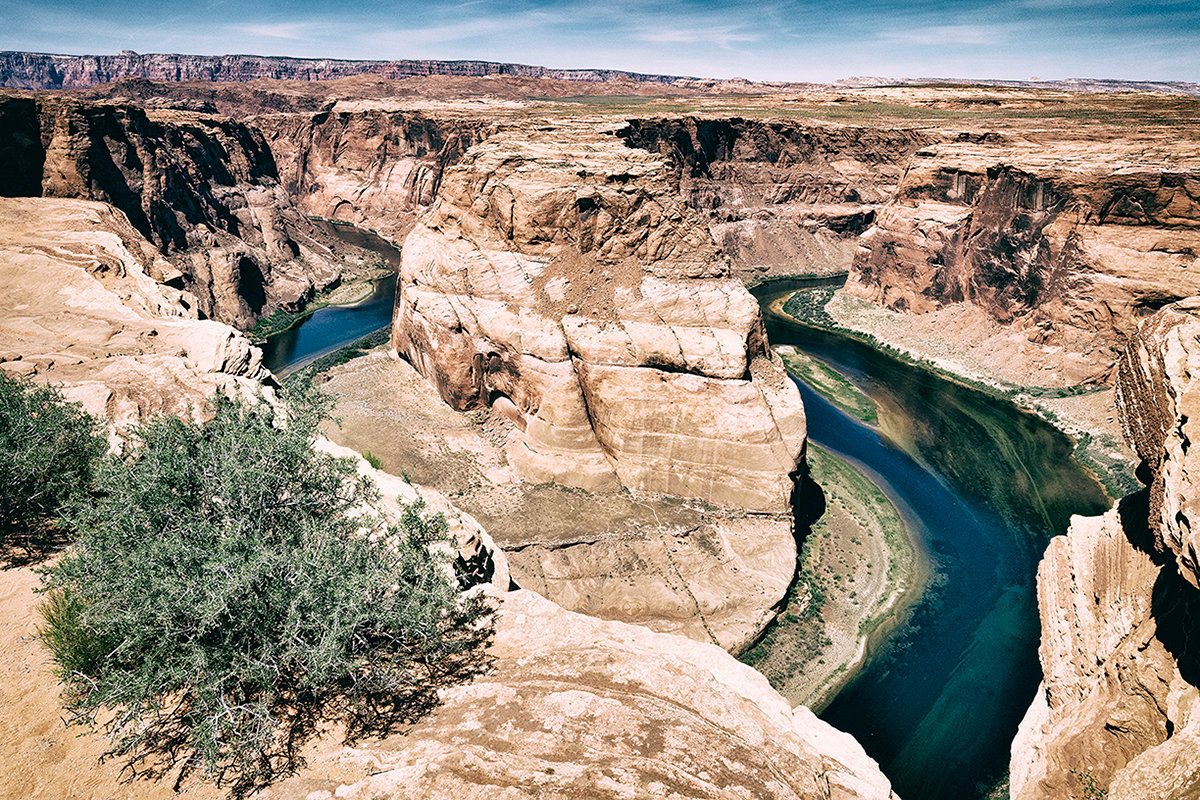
[40,389,490,794]
[0,372,105,545]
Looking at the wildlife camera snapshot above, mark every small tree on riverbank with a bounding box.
[39,390,492,794]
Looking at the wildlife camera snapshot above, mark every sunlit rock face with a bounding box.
[0,196,272,433]
[0,94,344,329]
[392,122,806,514]
[1012,300,1200,800]
[845,136,1200,381]
[259,588,900,800]
[256,108,495,242]
[617,117,934,280]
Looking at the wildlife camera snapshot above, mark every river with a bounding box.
[265,259,1113,800]
[259,222,402,376]
[756,282,1111,800]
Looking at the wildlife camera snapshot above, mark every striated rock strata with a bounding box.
[845,136,1200,381]
[256,107,494,241]
[259,588,898,800]
[619,117,933,279]
[1011,300,1200,799]
[393,122,806,513]
[0,94,345,328]
[0,50,688,91]
[0,196,271,431]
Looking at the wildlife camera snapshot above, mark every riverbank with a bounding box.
[743,443,928,712]
[769,288,1138,498]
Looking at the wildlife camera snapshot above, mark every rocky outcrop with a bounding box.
[0,51,688,91]
[256,108,494,241]
[0,94,346,328]
[845,136,1200,381]
[392,122,806,513]
[619,118,934,279]
[0,196,272,431]
[1012,300,1200,799]
[259,588,898,800]
[1117,297,1200,587]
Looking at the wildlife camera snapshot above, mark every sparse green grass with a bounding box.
[777,347,877,424]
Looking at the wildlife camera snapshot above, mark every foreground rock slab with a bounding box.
[260,588,898,800]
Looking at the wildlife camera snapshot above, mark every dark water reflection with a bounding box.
[755,284,1111,799]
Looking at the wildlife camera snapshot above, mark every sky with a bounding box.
[2,0,1197,84]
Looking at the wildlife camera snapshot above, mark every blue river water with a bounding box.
[759,286,1111,799]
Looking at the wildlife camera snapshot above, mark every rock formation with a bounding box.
[258,588,898,800]
[0,196,271,431]
[0,51,688,91]
[393,122,806,513]
[0,93,346,328]
[1011,300,1200,799]
[256,107,494,241]
[618,118,933,279]
[845,135,1200,381]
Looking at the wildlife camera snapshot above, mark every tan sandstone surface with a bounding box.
[1011,300,1200,799]
[257,587,898,800]
[318,350,795,654]
[392,121,806,514]
[0,196,272,432]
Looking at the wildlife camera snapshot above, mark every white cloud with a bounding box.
[236,23,312,41]
[879,24,999,46]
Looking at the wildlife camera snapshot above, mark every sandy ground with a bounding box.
[0,563,224,800]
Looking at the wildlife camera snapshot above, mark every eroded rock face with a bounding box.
[1117,297,1200,588]
[259,588,898,800]
[0,196,271,431]
[845,137,1200,381]
[0,51,686,91]
[257,107,494,241]
[392,123,805,513]
[1013,301,1200,799]
[619,118,933,280]
[0,94,344,328]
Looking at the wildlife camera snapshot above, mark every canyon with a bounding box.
[2,63,1200,799]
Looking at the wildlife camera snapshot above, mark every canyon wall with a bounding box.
[256,107,494,241]
[845,136,1200,381]
[0,94,346,328]
[1011,300,1200,799]
[619,118,933,280]
[0,51,688,91]
[0,196,271,431]
[392,122,806,513]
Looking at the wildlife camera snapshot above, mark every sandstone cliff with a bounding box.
[0,94,346,328]
[1011,300,1200,799]
[0,196,271,430]
[392,122,806,513]
[255,107,494,241]
[845,135,1200,381]
[619,117,933,280]
[0,51,688,91]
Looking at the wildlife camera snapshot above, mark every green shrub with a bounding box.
[0,372,105,545]
[39,389,490,794]
[363,450,383,470]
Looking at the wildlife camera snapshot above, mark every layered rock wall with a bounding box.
[1012,300,1200,799]
[0,94,344,328]
[256,108,494,241]
[845,138,1200,380]
[392,123,806,513]
[619,118,933,279]
[0,51,687,90]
